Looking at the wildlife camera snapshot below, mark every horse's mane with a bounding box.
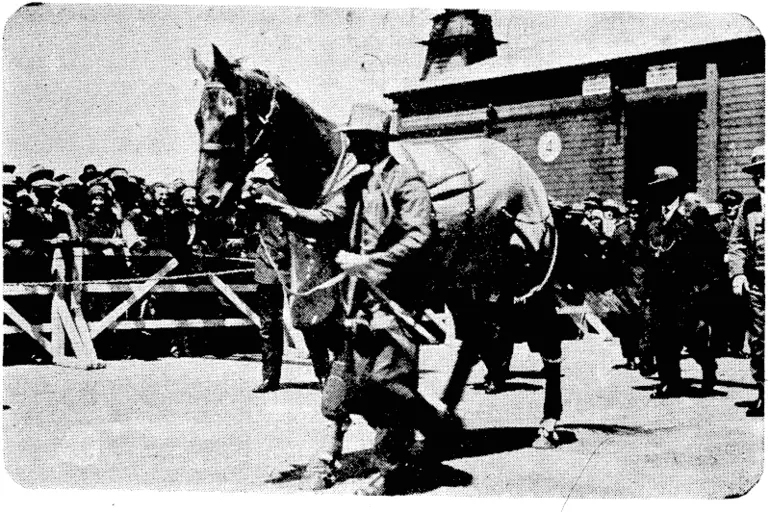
[232,63,343,207]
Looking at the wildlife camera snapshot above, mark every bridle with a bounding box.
[199,72,280,207]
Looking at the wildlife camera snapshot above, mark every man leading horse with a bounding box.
[256,103,459,495]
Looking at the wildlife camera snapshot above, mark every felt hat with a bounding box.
[648,166,679,186]
[27,165,59,189]
[79,164,102,184]
[743,145,764,175]
[335,104,391,135]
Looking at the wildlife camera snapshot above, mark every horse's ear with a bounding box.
[212,44,232,72]
[191,47,210,79]
[211,44,237,85]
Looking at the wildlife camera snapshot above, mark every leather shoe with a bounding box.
[252,381,280,393]
[746,398,764,417]
[483,380,503,395]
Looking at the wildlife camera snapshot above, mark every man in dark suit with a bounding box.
[712,190,747,357]
[727,145,765,417]
[638,166,718,398]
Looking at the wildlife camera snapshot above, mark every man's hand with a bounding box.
[336,250,388,283]
[253,196,298,219]
[732,274,750,296]
[336,250,371,275]
[50,234,70,246]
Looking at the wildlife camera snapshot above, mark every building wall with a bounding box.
[493,108,624,205]
[717,73,765,199]
[396,71,765,205]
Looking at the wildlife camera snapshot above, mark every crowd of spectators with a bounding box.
[2,162,270,361]
[0,162,756,370]
[550,187,750,374]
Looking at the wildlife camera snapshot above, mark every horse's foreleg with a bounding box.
[533,340,563,449]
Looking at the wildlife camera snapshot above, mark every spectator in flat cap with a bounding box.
[709,188,750,358]
[11,165,77,281]
[601,198,621,237]
[55,175,86,219]
[727,145,765,417]
[715,190,745,248]
[583,192,602,211]
[105,167,141,219]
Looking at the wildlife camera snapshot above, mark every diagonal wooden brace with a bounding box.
[2,299,53,355]
[89,258,179,338]
[209,274,263,329]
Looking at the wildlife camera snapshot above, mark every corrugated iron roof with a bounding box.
[388,10,762,94]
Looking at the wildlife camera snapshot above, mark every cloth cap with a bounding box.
[601,198,621,213]
[716,189,744,206]
[743,145,765,175]
[335,104,392,135]
[27,165,59,189]
[648,166,679,186]
[87,177,115,196]
[106,167,130,180]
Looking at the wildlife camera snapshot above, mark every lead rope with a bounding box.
[258,235,345,297]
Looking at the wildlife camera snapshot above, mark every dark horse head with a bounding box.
[193,44,344,214]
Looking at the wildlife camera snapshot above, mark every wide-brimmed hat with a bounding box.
[335,104,391,135]
[27,165,59,189]
[648,166,679,186]
[743,145,764,175]
[79,164,102,184]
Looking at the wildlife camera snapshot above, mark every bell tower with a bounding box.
[419,9,506,81]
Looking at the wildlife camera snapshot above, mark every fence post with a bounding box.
[49,247,67,362]
[70,246,103,367]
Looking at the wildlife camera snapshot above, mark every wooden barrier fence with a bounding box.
[2,244,300,369]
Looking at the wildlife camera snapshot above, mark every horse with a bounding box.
[193,45,568,443]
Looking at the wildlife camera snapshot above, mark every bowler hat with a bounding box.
[743,145,764,175]
[335,104,392,135]
[648,166,679,186]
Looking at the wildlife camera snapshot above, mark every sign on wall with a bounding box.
[582,73,611,96]
[646,63,677,88]
[537,131,562,163]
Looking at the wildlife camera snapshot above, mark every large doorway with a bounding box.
[624,97,701,199]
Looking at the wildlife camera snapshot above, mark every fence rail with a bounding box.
[2,242,275,370]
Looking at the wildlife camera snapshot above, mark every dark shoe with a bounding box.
[483,380,503,395]
[746,399,764,417]
[304,458,338,491]
[650,384,685,399]
[252,381,280,393]
[638,363,657,378]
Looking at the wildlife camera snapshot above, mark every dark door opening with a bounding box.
[624,97,701,200]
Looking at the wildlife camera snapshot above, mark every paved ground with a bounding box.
[2,335,766,505]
